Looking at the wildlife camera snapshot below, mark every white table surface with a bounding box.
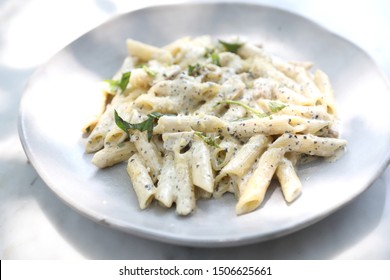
[1,0,389,259]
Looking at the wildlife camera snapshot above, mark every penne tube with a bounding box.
[276,156,302,203]
[92,141,137,168]
[257,99,332,121]
[155,152,176,208]
[126,38,173,63]
[85,105,115,153]
[126,154,156,209]
[134,94,178,114]
[219,134,270,177]
[250,58,303,94]
[130,111,163,182]
[227,115,330,138]
[174,151,196,215]
[270,133,347,157]
[154,115,226,134]
[236,147,285,215]
[314,69,337,116]
[191,139,214,193]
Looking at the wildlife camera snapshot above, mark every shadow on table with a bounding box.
[30,164,388,260]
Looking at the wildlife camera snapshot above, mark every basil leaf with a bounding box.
[204,47,214,58]
[114,110,133,132]
[211,52,220,66]
[118,72,131,91]
[114,110,168,142]
[188,63,201,76]
[105,71,131,94]
[218,100,287,119]
[148,112,165,119]
[217,100,268,118]
[142,65,157,76]
[268,101,286,113]
[219,39,244,53]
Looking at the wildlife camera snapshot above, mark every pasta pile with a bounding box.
[83,36,347,215]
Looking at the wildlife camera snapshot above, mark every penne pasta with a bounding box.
[92,141,137,168]
[236,147,285,215]
[126,154,156,209]
[276,156,302,203]
[83,35,347,216]
[191,138,214,193]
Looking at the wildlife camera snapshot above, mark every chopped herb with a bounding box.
[217,100,287,118]
[204,47,214,58]
[114,110,167,142]
[203,47,221,66]
[217,100,268,118]
[218,39,244,53]
[188,63,202,76]
[104,71,131,94]
[142,65,157,76]
[210,52,220,66]
[268,101,286,112]
[194,131,221,148]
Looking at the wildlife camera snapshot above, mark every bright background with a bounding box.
[1,0,390,259]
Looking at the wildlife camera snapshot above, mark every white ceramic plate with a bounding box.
[19,3,390,247]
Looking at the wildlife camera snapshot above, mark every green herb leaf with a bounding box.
[188,63,202,76]
[142,65,157,76]
[118,72,131,91]
[268,101,286,113]
[114,110,166,142]
[149,112,168,119]
[194,131,221,148]
[188,64,195,76]
[105,71,131,94]
[204,47,220,66]
[211,52,220,66]
[217,100,287,119]
[204,48,214,58]
[217,100,268,118]
[218,39,244,53]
